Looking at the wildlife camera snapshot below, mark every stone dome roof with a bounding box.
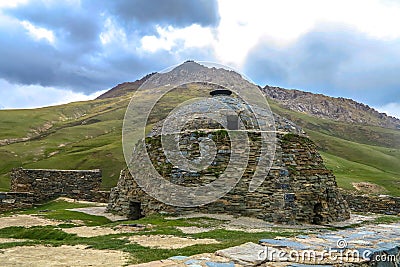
[148,94,305,137]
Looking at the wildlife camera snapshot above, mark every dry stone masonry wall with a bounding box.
[342,192,400,215]
[11,168,103,202]
[0,192,35,212]
[108,130,351,224]
[0,168,109,212]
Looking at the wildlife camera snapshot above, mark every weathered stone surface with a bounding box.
[216,242,266,266]
[0,192,35,211]
[342,192,400,215]
[10,168,103,202]
[1,168,110,212]
[256,223,400,266]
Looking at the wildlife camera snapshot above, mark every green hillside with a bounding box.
[0,96,129,190]
[0,88,399,196]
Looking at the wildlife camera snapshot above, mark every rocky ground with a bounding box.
[0,198,399,266]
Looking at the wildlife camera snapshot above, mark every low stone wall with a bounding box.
[10,168,102,202]
[0,168,109,212]
[342,192,400,215]
[0,192,35,212]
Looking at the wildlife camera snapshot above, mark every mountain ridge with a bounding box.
[263,85,400,130]
[96,72,156,100]
[96,61,399,130]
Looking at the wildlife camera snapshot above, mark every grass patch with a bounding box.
[41,210,111,226]
[371,215,400,224]
[121,229,297,264]
[0,212,299,265]
[22,199,97,213]
[0,226,77,241]
[133,214,226,228]
[0,199,301,265]
[3,199,111,226]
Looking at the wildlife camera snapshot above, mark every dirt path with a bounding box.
[0,245,130,267]
[125,235,219,249]
[0,214,59,229]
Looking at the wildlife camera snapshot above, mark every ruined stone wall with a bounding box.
[10,168,107,202]
[0,168,109,212]
[10,168,102,202]
[108,132,350,224]
[342,192,400,215]
[0,192,35,212]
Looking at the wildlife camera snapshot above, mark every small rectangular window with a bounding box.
[227,115,239,130]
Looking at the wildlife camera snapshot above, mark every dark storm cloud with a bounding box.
[101,0,220,28]
[6,0,219,39]
[0,19,111,91]
[244,26,400,106]
[4,1,102,53]
[0,0,219,93]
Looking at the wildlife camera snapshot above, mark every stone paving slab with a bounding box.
[215,242,266,266]
[128,259,177,267]
[256,223,400,266]
[151,223,400,267]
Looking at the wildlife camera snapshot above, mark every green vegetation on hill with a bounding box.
[0,85,398,196]
[0,97,129,190]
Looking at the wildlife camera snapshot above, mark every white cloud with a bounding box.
[0,0,28,8]
[375,102,400,119]
[140,24,215,53]
[99,17,127,46]
[0,79,106,110]
[213,0,400,67]
[20,20,55,44]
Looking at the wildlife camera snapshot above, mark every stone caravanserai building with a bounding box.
[108,88,350,224]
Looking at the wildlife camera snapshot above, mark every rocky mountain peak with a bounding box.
[263,85,400,130]
[96,72,156,100]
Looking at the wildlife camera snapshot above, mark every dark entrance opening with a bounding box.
[227,115,239,130]
[210,89,232,96]
[312,203,323,224]
[128,201,142,220]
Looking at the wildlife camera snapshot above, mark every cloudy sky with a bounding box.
[0,0,399,118]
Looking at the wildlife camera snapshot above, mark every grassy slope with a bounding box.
[0,97,129,190]
[0,89,399,196]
